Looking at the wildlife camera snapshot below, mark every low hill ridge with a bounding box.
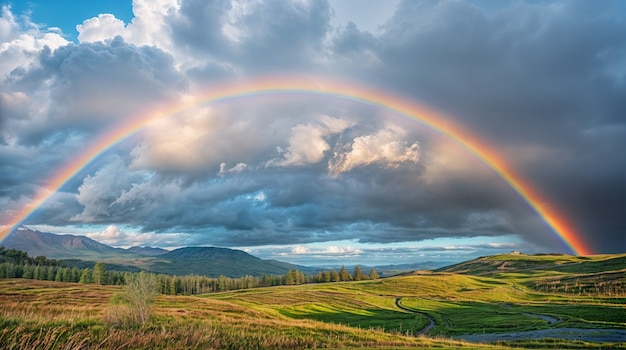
[127,246,169,256]
[436,252,626,275]
[150,246,307,277]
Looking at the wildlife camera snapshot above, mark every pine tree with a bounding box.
[285,269,296,285]
[22,264,33,279]
[93,262,106,285]
[46,266,55,281]
[70,267,80,282]
[79,268,93,284]
[55,268,63,282]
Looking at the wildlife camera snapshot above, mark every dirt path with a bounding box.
[395,297,435,335]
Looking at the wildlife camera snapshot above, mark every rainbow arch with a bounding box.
[0,76,592,255]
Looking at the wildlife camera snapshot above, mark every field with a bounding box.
[0,253,625,349]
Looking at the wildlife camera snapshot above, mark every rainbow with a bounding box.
[0,76,592,255]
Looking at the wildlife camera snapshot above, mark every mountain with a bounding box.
[127,246,169,256]
[2,226,134,260]
[2,227,308,278]
[148,246,308,277]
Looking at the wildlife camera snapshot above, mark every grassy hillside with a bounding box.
[437,253,626,275]
[0,253,624,349]
[0,279,489,349]
[148,247,308,277]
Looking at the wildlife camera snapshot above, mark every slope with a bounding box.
[147,246,308,277]
[2,226,136,260]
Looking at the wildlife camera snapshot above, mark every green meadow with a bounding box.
[0,253,624,349]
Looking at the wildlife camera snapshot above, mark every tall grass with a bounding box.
[1,250,624,350]
[0,279,487,349]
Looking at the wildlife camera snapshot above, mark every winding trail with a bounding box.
[393,298,623,343]
[395,297,435,335]
[522,313,560,324]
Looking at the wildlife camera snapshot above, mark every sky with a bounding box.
[1,0,625,266]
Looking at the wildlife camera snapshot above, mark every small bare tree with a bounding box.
[124,271,159,324]
[105,271,159,326]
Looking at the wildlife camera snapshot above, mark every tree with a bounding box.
[330,269,340,282]
[369,268,380,280]
[122,272,159,325]
[339,265,352,281]
[353,265,365,281]
[70,267,80,282]
[55,268,63,282]
[79,268,92,284]
[285,269,296,285]
[22,264,33,279]
[321,270,331,282]
[93,262,106,285]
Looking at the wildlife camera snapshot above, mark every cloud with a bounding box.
[85,225,188,248]
[2,1,626,256]
[77,14,126,43]
[3,35,186,147]
[219,162,248,175]
[71,157,146,222]
[329,124,420,175]
[0,6,68,81]
[290,245,363,256]
[272,116,352,167]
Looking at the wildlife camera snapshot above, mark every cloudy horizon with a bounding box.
[1,0,625,266]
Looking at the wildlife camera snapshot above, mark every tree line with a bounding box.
[0,246,380,295]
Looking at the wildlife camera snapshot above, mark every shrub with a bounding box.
[105,271,159,326]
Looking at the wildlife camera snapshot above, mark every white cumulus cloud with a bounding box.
[85,225,188,248]
[273,116,352,167]
[77,14,126,43]
[328,124,420,175]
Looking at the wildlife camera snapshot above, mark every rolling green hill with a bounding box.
[147,246,310,277]
[209,252,626,346]
[436,252,626,275]
[0,252,624,348]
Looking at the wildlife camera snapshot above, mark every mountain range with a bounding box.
[2,227,309,277]
[2,226,451,277]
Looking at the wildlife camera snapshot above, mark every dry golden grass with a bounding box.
[0,279,502,349]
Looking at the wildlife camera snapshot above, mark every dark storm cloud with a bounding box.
[67,145,536,247]
[169,0,332,72]
[346,0,626,252]
[169,0,233,55]
[0,32,186,225]
[12,37,186,146]
[235,0,331,70]
[367,0,626,145]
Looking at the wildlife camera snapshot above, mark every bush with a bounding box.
[105,271,159,326]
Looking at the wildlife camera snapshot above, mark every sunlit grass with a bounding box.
[1,252,624,349]
[0,279,493,349]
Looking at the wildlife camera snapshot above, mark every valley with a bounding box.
[0,251,624,349]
